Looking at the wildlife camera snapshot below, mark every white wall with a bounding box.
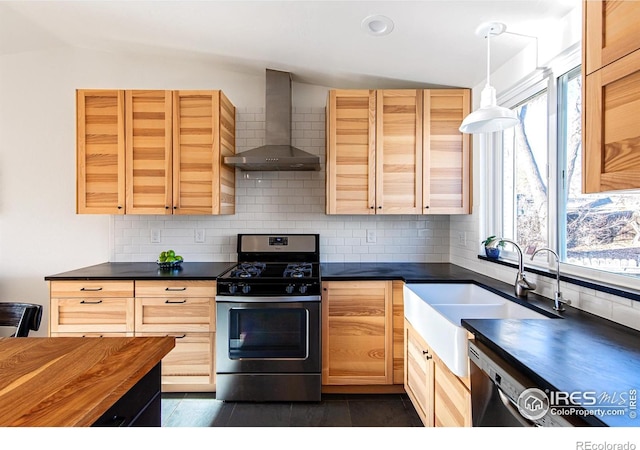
[450,6,640,331]
[0,46,449,335]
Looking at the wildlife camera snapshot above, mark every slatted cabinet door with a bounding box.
[584,0,640,75]
[423,89,471,214]
[322,280,393,385]
[376,90,423,214]
[125,90,173,214]
[172,90,236,215]
[76,90,126,214]
[326,90,376,214]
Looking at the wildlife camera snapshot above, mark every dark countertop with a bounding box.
[45,261,640,426]
[463,316,640,427]
[44,262,236,280]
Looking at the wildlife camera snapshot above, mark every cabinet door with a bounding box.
[583,49,640,192]
[434,356,471,427]
[76,89,125,214]
[322,281,393,385]
[376,90,423,214]
[423,89,471,214]
[392,281,405,384]
[584,0,640,75]
[326,90,376,214]
[404,319,434,426]
[172,91,236,215]
[136,332,215,392]
[125,90,173,214]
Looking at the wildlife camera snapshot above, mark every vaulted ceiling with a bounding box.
[1,1,580,88]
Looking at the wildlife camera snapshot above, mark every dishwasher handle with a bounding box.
[497,387,536,427]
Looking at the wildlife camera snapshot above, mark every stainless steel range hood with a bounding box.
[225,69,321,171]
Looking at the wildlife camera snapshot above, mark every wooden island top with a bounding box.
[0,337,174,426]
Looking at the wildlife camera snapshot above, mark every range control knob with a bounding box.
[241,284,251,294]
[299,284,308,294]
[228,284,237,294]
[285,284,295,294]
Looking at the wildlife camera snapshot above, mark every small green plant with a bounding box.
[481,235,506,248]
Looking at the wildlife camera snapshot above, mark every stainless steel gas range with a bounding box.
[215,234,321,402]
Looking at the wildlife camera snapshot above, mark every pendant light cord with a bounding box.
[486,28,492,88]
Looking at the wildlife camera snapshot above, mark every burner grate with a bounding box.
[230,262,266,278]
[283,263,313,278]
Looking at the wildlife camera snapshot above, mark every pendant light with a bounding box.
[459,22,519,134]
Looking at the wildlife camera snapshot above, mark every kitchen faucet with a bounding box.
[486,238,537,298]
[530,247,569,312]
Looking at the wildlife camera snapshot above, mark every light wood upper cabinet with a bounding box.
[76,90,126,214]
[376,90,423,214]
[125,90,173,214]
[173,90,236,215]
[583,1,640,193]
[423,89,471,214]
[584,0,640,75]
[77,89,236,215]
[326,89,470,214]
[326,90,376,214]
[322,280,393,385]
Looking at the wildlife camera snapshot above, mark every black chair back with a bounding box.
[0,303,43,337]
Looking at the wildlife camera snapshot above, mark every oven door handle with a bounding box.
[215,295,321,303]
[497,387,536,427]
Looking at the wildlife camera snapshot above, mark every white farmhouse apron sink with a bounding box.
[403,283,549,377]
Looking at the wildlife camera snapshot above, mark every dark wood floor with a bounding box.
[161,393,423,427]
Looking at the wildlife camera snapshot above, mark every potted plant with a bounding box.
[481,235,505,258]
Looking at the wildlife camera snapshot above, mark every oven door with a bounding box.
[216,298,321,374]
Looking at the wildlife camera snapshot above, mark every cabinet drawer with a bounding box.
[50,280,134,298]
[135,332,214,388]
[50,332,133,337]
[135,280,216,298]
[50,298,134,333]
[135,297,214,332]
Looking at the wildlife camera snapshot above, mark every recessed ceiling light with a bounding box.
[361,15,394,36]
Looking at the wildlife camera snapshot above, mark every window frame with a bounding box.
[487,45,640,293]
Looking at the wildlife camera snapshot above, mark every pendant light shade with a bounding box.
[459,22,519,134]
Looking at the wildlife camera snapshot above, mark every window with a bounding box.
[496,60,640,281]
[559,69,640,277]
[502,89,549,250]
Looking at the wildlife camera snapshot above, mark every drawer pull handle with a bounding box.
[82,335,104,338]
[80,300,103,304]
[80,287,103,291]
[165,287,187,291]
[165,299,187,304]
[168,334,187,339]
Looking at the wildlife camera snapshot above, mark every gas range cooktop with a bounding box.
[221,262,319,280]
[216,234,321,297]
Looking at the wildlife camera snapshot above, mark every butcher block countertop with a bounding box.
[0,337,174,426]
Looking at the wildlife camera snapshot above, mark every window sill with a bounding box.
[477,254,640,303]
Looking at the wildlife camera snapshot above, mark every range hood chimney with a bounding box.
[224,69,321,171]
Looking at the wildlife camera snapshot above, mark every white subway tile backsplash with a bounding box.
[112,106,450,263]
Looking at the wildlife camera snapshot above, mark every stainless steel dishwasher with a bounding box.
[468,340,582,427]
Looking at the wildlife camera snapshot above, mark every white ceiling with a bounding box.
[0,0,580,88]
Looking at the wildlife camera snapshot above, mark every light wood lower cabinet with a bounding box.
[404,318,471,427]
[49,279,216,392]
[135,332,215,392]
[434,356,471,427]
[49,281,134,334]
[322,280,394,386]
[134,280,216,392]
[404,318,434,426]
